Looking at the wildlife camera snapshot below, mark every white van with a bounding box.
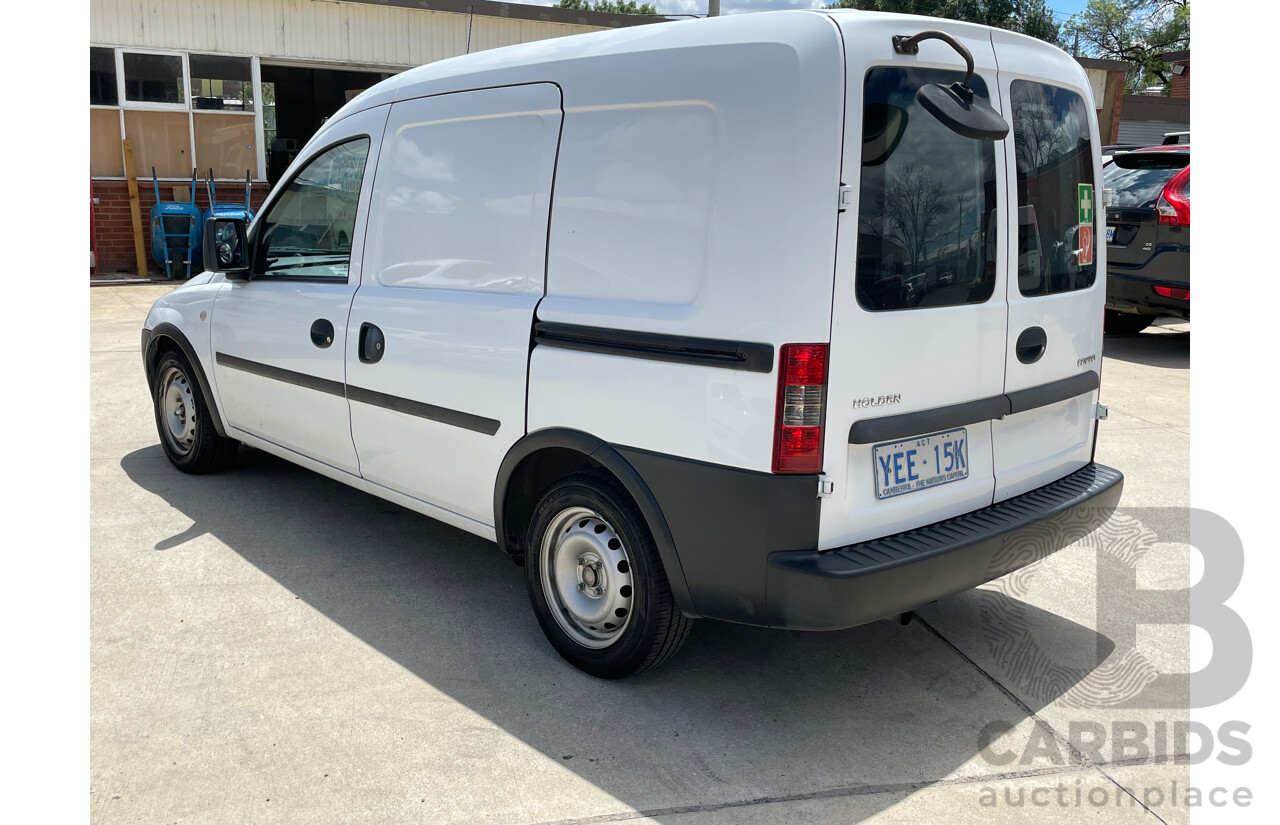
[142,10,1122,678]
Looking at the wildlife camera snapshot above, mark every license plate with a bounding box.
[873,428,969,500]
[1106,225,1116,243]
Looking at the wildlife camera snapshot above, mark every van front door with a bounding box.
[210,106,388,474]
[821,18,1010,548]
[345,84,562,529]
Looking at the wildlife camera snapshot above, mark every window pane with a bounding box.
[123,110,192,178]
[1103,156,1188,209]
[194,112,258,179]
[91,47,118,106]
[1011,81,1097,296]
[258,138,370,281]
[123,52,184,105]
[856,68,997,311]
[370,113,550,294]
[90,109,124,176]
[190,54,253,111]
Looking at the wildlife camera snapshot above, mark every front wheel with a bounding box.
[152,350,238,473]
[524,471,693,678]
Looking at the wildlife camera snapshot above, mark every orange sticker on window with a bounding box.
[1078,224,1094,266]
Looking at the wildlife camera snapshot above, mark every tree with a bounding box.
[1064,1,1189,90]
[556,0,660,14]
[825,1,1063,47]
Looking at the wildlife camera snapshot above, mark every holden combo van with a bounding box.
[141,11,1123,677]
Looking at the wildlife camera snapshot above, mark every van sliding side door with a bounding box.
[345,83,563,528]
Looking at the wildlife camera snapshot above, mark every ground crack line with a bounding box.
[915,614,1170,824]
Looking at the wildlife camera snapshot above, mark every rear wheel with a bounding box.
[524,471,693,678]
[152,350,238,473]
[1104,310,1153,336]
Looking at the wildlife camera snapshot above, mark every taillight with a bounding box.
[1156,167,1190,227]
[772,344,828,474]
[1154,285,1190,300]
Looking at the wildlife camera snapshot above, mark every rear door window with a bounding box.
[1010,81,1097,296]
[856,68,998,312]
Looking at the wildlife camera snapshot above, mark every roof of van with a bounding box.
[313,10,1076,145]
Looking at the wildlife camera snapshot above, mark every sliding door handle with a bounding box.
[358,322,385,364]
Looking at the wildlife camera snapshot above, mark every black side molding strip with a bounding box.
[849,371,1101,445]
[347,385,500,436]
[534,321,774,374]
[849,396,1010,445]
[1006,370,1099,414]
[215,352,346,397]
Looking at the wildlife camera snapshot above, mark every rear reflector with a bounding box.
[1154,285,1190,300]
[773,344,828,474]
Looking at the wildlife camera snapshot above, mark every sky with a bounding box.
[527,0,1092,22]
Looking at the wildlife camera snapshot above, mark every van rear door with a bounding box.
[990,35,1104,501]
[821,17,1009,548]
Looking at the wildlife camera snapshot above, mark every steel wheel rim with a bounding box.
[159,365,198,457]
[540,506,635,649]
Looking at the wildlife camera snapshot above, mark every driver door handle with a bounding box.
[358,322,385,364]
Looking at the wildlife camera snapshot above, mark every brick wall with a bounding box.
[1170,62,1190,99]
[91,179,270,276]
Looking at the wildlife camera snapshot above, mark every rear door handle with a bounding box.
[1015,326,1046,364]
[358,322,385,364]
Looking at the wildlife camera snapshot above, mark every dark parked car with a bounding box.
[1102,146,1190,335]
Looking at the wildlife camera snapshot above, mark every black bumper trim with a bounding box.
[765,463,1123,630]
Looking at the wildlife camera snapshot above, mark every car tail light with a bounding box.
[1156,167,1190,227]
[1154,285,1190,300]
[772,344,828,474]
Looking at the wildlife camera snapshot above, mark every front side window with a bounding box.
[1011,81,1097,296]
[856,67,997,311]
[256,138,370,281]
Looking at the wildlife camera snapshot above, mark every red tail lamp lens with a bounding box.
[773,343,829,474]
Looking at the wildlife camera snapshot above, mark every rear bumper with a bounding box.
[764,463,1123,630]
[1106,271,1190,320]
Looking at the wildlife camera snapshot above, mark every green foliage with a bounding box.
[1063,1,1189,92]
[556,0,660,14]
[824,1,1063,47]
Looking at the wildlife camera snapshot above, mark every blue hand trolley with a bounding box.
[150,168,204,279]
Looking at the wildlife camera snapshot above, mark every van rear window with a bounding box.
[1011,81,1097,297]
[855,68,997,312]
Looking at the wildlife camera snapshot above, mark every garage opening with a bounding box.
[260,64,393,186]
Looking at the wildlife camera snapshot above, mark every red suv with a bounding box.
[1102,146,1190,335]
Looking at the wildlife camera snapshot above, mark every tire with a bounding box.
[1104,310,1154,336]
[524,471,693,678]
[152,350,238,474]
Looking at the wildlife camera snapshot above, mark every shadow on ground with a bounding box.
[1103,326,1189,370]
[122,445,1111,821]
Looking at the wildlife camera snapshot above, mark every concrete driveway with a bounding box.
[91,284,1192,824]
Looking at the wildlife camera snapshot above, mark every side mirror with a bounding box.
[203,216,251,277]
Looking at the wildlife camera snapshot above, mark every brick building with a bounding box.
[90,0,664,277]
